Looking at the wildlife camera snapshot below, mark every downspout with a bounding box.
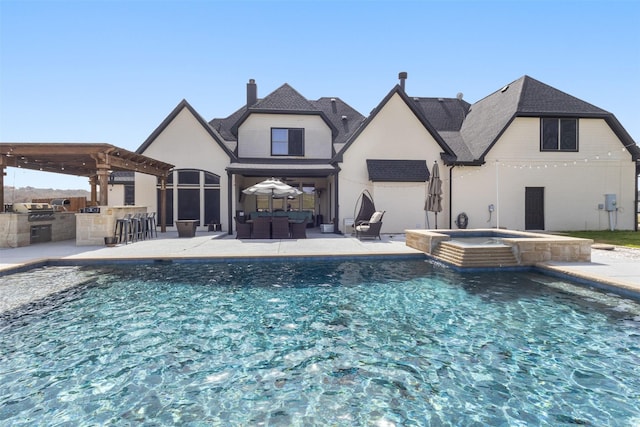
[227,171,233,235]
[635,164,639,232]
[449,165,455,229]
[334,170,340,233]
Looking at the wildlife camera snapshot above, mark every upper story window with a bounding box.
[272,128,304,156]
[541,118,578,151]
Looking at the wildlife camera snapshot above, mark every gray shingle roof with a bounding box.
[366,159,430,182]
[458,76,525,160]
[311,97,365,146]
[209,106,245,142]
[251,84,318,111]
[208,83,365,153]
[410,98,470,131]
[517,76,609,115]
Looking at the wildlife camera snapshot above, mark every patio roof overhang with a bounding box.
[0,143,174,219]
[0,143,174,178]
[226,161,337,177]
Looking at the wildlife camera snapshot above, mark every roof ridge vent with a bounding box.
[331,98,336,102]
[500,85,509,93]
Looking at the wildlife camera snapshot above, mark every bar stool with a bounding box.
[146,212,157,238]
[114,214,133,244]
[132,213,146,241]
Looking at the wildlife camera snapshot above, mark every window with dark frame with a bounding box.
[541,118,578,151]
[157,169,221,225]
[271,128,304,156]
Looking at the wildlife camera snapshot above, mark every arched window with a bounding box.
[157,169,220,227]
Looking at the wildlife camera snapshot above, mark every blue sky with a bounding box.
[1,0,638,190]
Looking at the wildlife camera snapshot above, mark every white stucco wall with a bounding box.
[106,184,125,206]
[135,107,231,230]
[338,93,447,234]
[237,114,332,159]
[452,117,637,231]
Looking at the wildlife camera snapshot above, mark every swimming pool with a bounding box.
[1,259,639,425]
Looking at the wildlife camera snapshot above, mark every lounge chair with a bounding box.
[251,216,271,239]
[290,219,308,239]
[235,216,251,239]
[271,216,290,239]
[355,211,385,240]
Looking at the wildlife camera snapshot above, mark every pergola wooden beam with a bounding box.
[0,143,174,231]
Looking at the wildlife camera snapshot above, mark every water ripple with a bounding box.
[0,260,639,425]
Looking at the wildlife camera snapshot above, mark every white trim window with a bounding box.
[541,118,578,151]
[271,128,304,156]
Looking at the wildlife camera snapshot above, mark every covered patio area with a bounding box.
[227,161,340,236]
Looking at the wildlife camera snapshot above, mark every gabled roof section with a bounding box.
[366,159,430,182]
[137,99,236,160]
[458,75,639,162]
[209,83,364,153]
[517,76,609,116]
[229,83,339,137]
[334,85,457,162]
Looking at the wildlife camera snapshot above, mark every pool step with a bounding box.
[431,242,519,268]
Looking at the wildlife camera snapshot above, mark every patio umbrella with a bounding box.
[242,178,302,212]
[425,161,443,229]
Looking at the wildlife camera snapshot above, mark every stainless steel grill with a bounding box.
[50,199,70,211]
[11,203,55,221]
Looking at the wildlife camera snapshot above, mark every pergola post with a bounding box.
[160,175,167,232]
[0,163,5,213]
[97,165,110,206]
[89,175,98,205]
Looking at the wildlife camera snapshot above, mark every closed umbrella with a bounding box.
[425,162,442,229]
[242,178,302,212]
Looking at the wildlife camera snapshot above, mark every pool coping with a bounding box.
[2,232,639,305]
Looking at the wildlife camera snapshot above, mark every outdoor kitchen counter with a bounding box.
[75,206,147,246]
[0,212,76,248]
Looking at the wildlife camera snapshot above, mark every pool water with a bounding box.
[1,260,639,426]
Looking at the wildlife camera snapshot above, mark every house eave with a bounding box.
[230,109,339,140]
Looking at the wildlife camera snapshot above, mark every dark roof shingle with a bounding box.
[366,159,430,182]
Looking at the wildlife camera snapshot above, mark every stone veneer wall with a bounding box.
[509,238,592,264]
[405,229,592,266]
[75,206,148,246]
[0,213,76,248]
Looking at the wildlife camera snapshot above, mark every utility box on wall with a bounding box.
[605,194,617,211]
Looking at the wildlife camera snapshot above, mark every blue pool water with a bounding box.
[1,259,639,426]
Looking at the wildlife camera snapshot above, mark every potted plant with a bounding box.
[104,236,118,247]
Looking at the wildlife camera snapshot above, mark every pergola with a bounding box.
[0,143,174,231]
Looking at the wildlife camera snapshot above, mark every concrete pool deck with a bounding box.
[1,229,639,297]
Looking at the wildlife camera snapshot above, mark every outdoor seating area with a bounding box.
[235,215,309,239]
[355,211,385,240]
[113,212,157,244]
[353,190,385,240]
[247,210,313,224]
